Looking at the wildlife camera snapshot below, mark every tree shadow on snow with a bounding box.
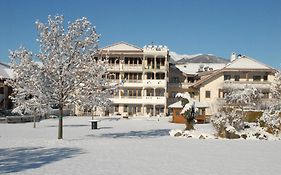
[46,124,88,128]
[0,147,83,174]
[88,129,170,139]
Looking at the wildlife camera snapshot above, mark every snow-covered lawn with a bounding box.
[1,116,281,175]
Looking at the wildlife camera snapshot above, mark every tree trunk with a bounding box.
[185,118,194,130]
[58,106,63,139]
[33,114,36,128]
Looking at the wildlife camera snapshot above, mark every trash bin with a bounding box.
[89,120,98,129]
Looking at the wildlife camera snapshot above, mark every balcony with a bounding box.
[144,65,167,70]
[110,96,166,105]
[143,96,166,104]
[168,82,193,89]
[108,65,120,71]
[143,80,167,87]
[123,64,143,71]
[223,80,271,90]
[126,79,143,83]
[122,80,143,87]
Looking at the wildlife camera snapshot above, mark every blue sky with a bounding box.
[0,0,280,68]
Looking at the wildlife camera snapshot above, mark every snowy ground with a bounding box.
[1,116,281,175]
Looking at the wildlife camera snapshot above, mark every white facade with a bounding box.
[102,42,169,117]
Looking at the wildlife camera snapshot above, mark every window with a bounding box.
[125,58,129,64]
[137,106,141,113]
[234,75,240,81]
[124,105,128,112]
[156,73,165,80]
[114,105,119,112]
[263,75,268,81]
[224,75,231,81]
[161,59,165,66]
[187,77,195,83]
[117,73,120,79]
[129,90,133,96]
[124,73,128,80]
[133,59,137,64]
[218,89,223,98]
[137,89,142,96]
[147,72,154,79]
[253,75,261,81]
[205,91,211,98]
[138,73,142,80]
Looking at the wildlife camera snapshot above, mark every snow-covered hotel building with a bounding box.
[77,42,277,118]
[191,54,276,116]
[98,42,169,117]
[168,53,277,118]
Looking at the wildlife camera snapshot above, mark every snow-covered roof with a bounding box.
[175,63,226,75]
[101,41,142,51]
[193,55,276,88]
[225,56,273,70]
[0,62,13,79]
[168,100,209,108]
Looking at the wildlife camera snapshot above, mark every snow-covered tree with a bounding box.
[6,48,50,128]
[7,15,116,139]
[259,110,281,135]
[176,92,197,130]
[211,84,262,138]
[224,85,263,115]
[271,71,281,109]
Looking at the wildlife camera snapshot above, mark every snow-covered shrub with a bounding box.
[211,111,244,138]
[259,111,281,135]
[176,92,197,130]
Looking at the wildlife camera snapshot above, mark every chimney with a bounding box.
[230,52,237,62]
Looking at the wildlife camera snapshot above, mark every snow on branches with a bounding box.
[271,71,281,107]
[6,48,49,116]
[176,92,197,130]
[224,85,263,108]
[7,15,117,139]
[259,111,281,135]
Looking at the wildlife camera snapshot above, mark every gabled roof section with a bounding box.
[0,62,13,79]
[101,41,142,52]
[224,56,273,70]
[192,70,221,88]
[192,55,276,88]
